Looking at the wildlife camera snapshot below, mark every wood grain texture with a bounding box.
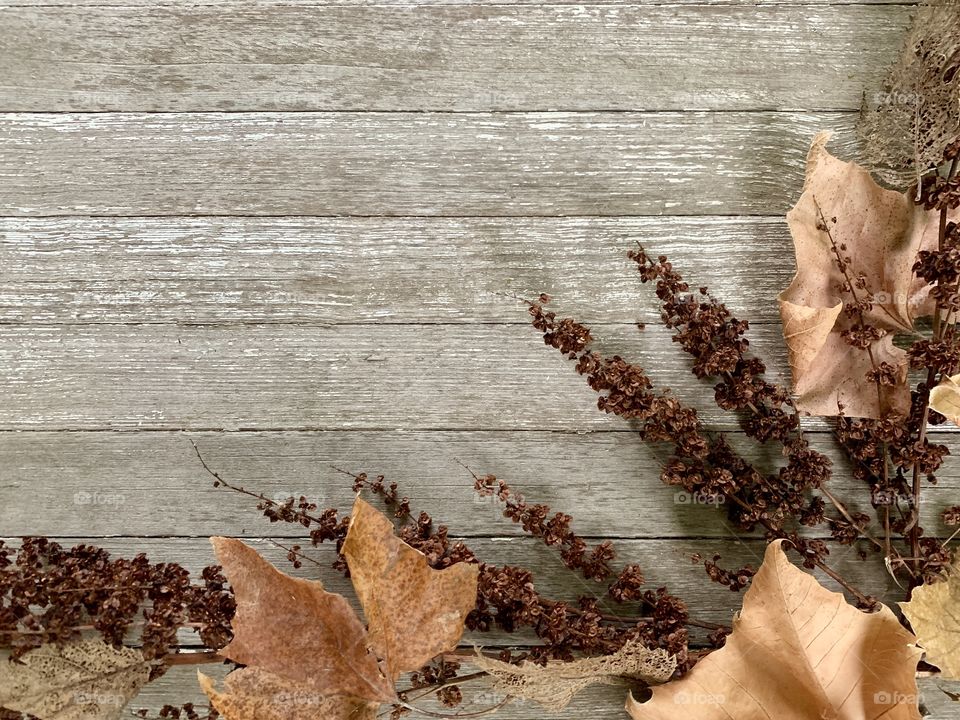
[0,322,873,431]
[0,5,909,112]
[132,667,960,720]
[0,0,916,6]
[2,431,956,538]
[0,216,800,325]
[3,321,956,434]
[0,111,858,217]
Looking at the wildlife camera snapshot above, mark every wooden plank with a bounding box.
[0,216,799,325]
[131,668,642,720]
[0,0,915,7]
[2,322,952,435]
[2,431,956,538]
[0,111,857,217]
[0,321,822,430]
[0,5,909,112]
[130,668,960,720]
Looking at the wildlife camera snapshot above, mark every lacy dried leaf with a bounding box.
[472,638,676,711]
[342,497,479,680]
[858,1,960,188]
[779,132,946,418]
[900,558,960,680]
[198,668,377,720]
[211,536,395,703]
[0,639,151,720]
[929,374,960,425]
[627,540,923,720]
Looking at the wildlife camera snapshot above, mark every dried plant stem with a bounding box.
[724,492,873,606]
[390,672,507,719]
[6,621,206,636]
[266,539,326,569]
[814,200,886,415]
[811,559,874,607]
[396,671,489,700]
[458,462,728,632]
[818,484,885,553]
[881,442,893,564]
[908,157,960,575]
[190,437,334,528]
[398,697,512,719]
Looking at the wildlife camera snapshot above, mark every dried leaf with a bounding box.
[472,638,676,711]
[0,639,151,720]
[627,540,923,720]
[342,497,479,681]
[929,374,960,425]
[198,668,377,720]
[858,1,960,188]
[208,502,479,715]
[900,557,960,680]
[779,132,948,418]
[211,536,395,704]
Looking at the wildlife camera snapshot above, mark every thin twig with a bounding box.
[818,484,885,552]
[907,156,960,576]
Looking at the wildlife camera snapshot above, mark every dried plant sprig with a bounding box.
[469,469,617,584]
[627,248,855,538]
[629,248,808,444]
[204,457,699,670]
[0,537,234,668]
[524,297,877,609]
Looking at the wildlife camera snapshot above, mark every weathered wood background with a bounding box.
[2,1,959,717]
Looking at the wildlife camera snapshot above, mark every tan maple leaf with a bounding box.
[342,496,480,681]
[198,668,377,720]
[900,557,960,680]
[626,539,923,720]
[0,639,151,720]
[472,637,676,711]
[211,536,396,703]
[779,132,950,418]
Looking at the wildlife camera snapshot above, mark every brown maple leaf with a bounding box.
[208,498,479,716]
[343,497,480,681]
[779,132,950,418]
[211,536,396,703]
[626,539,923,720]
